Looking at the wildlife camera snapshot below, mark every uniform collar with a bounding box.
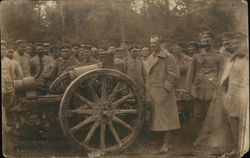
[154,50,167,58]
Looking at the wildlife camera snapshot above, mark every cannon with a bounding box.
[11,53,145,154]
[10,52,191,154]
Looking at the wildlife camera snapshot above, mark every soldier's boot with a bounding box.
[159,131,172,153]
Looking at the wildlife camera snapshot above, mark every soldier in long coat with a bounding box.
[146,35,180,153]
[186,31,225,137]
[194,32,248,158]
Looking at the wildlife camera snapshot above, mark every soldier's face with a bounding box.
[43,47,49,55]
[72,47,80,57]
[84,50,91,59]
[188,46,198,55]
[115,51,124,59]
[78,51,85,61]
[36,46,44,56]
[61,48,70,59]
[17,45,26,55]
[200,35,213,47]
[53,50,60,59]
[150,37,160,52]
[26,46,33,53]
[173,45,182,54]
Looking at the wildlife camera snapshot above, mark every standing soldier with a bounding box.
[186,31,225,138]
[58,45,79,75]
[218,32,235,60]
[30,44,56,88]
[26,43,36,58]
[125,45,146,98]
[6,49,23,80]
[146,35,180,153]
[2,45,15,154]
[114,47,126,73]
[71,44,81,62]
[50,45,63,80]
[13,40,31,77]
[187,41,199,57]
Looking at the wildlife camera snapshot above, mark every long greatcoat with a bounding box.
[194,53,249,154]
[146,49,180,131]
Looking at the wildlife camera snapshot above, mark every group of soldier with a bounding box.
[1,30,248,157]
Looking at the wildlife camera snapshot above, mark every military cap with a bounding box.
[116,47,124,51]
[199,31,214,39]
[188,41,199,49]
[142,47,149,51]
[128,44,141,52]
[218,32,235,44]
[43,43,50,47]
[15,39,27,45]
[36,43,44,47]
[72,43,81,48]
[60,45,71,50]
[233,32,247,41]
[91,47,98,51]
[82,45,92,50]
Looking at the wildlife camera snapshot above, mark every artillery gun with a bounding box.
[11,52,145,154]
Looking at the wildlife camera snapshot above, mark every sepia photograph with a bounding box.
[1,0,249,157]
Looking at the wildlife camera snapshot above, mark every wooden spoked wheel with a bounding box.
[49,72,72,94]
[59,69,145,153]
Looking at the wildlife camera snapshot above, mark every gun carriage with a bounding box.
[10,52,191,154]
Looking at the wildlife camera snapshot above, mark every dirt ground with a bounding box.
[3,118,223,158]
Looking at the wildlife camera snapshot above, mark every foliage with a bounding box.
[0,0,247,49]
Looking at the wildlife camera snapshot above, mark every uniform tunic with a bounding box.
[186,50,224,100]
[125,57,146,98]
[9,59,23,80]
[58,56,79,75]
[146,50,180,131]
[13,51,31,77]
[30,55,56,86]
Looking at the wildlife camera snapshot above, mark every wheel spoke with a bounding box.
[112,116,133,131]
[83,121,100,144]
[108,121,121,145]
[69,108,94,115]
[114,109,138,115]
[72,91,95,109]
[87,83,101,102]
[111,93,134,108]
[70,116,95,133]
[107,81,122,102]
[101,76,107,100]
[100,123,106,149]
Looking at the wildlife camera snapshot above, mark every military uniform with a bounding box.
[125,57,146,97]
[9,58,23,80]
[13,51,31,77]
[58,55,79,75]
[2,56,15,133]
[30,55,56,87]
[173,53,191,89]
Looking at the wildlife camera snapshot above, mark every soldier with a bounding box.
[172,42,191,89]
[2,46,15,129]
[30,44,56,88]
[71,44,81,62]
[58,45,79,75]
[194,32,248,157]
[26,43,36,57]
[186,31,225,138]
[218,32,235,60]
[187,41,199,57]
[114,47,126,73]
[50,45,63,80]
[141,47,150,62]
[13,40,31,77]
[83,45,98,65]
[146,35,180,153]
[125,45,146,98]
[6,49,23,80]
